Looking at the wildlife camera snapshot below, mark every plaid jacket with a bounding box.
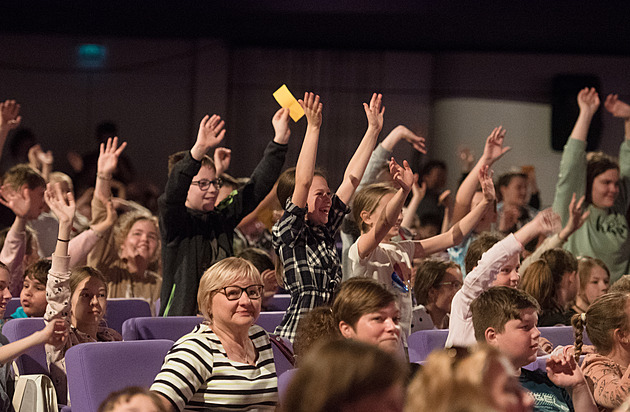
[272,195,349,341]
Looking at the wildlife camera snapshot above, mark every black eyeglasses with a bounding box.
[191,178,223,191]
[218,285,264,301]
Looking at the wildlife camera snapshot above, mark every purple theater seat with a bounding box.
[407,329,449,363]
[277,368,298,401]
[65,339,173,412]
[265,294,290,311]
[269,335,294,377]
[122,316,203,341]
[2,317,48,375]
[539,325,592,347]
[4,297,21,319]
[256,311,285,333]
[103,298,152,334]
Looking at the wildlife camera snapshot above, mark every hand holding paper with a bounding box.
[273,84,305,122]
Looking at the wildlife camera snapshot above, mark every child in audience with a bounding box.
[471,286,597,412]
[236,247,279,310]
[411,259,462,331]
[280,339,407,412]
[520,248,579,326]
[273,92,383,341]
[552,88,630,283]
[406,344,533,412]
[0,263,11,328]
[44,182,122,405]
[568,256,610,316]
[610,274,630,293]
[446,208,560,347]
[160,107,290,316]
[572,292,630,412]
[0,163,46,295]
[99,386,167,412]
[0,318,66,365]
[349,163,494,338]
[11,259,50,318]
[496,171,538,234]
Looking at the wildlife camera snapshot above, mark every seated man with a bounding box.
[471,286,597,412]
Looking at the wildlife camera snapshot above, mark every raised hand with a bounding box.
[98,136,127,176]
[91,198,117,235]
[534,208,562,236]
[0,100,22,130]
[363,93,384,131]
[0,185,31,218]
[478,165,496,202]
[191,114,226,161]
[272,107,291,144]
[213,147,232,176]
[577,87,600,116]
[37,319,68,346]
[298,92,322,128]
[45,182,75,224]
[604,94,630,120]
[481,126,510,165]
[412,174,426,200]
[389,157,413,192]
[393,125,426,153]
[559,193,590,240]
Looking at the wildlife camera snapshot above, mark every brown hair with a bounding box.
[1,164,46,191]
[293,306,340,362]
[496,172,527,203]
[275,167,328,208]
[167,151,215,175]
[586,151,619,204]
[98,386,167,412]
[464,232,504,274]
[471,286,540,343]
[24,259,51,284]
[352,183,396,233]
[520,260,557,313]
[572,292,629,361]
[332,278,396,330]
[196,257,262,321]
[280,339,407,412]
[414,259,459,305]
[610,275,630,294]
[69,266,108,298]
[577,256,610,301]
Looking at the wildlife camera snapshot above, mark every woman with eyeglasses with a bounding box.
[151,257,277,411]
[411,259,463,331]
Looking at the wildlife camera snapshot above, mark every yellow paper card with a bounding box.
[273,84,304,122]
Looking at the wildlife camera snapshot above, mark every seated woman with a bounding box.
[411,259,462,331]
[280,339,407,412]
[568,256,610,316]
[44,182,122,405]
[573,292,630,411]
[150,257,277,411]
[88,137,161,309]
[293,277,402,360]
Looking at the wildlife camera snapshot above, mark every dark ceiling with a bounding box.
[3,1,630,55]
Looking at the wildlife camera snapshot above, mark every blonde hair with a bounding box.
[196,257,262,321]
[114,211,160,264]
[406,345,505,412]
[577,256,610,303]
[352,183,396,233]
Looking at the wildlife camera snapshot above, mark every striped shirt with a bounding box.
[151,324,278,411]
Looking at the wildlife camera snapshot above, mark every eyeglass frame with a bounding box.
[216,284,264,301]
[191,178,224,191]
[438,280,463,289]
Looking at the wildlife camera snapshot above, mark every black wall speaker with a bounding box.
[551,74,602,152]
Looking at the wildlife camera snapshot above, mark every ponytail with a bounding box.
[571,312,586,363]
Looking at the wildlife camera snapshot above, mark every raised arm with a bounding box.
[415,165,495,258]
[94,136,128,201]
[452,126,510,224]
[570,87,600,143]
[356,158,413,258]
[605,93,630,139]
[0,100,22,158]
[292,92,322,208]
[190,114,226,161]
[380,125,426,154]
[336,93,384,204]
[401,175,425,229]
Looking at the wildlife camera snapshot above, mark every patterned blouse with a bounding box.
[582,353,630,412]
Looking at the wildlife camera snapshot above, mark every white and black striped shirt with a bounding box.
[151,324,277,411]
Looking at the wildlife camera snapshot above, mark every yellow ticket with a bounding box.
[273,84,305,122]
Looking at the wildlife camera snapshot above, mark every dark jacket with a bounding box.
[158,141,288,316]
